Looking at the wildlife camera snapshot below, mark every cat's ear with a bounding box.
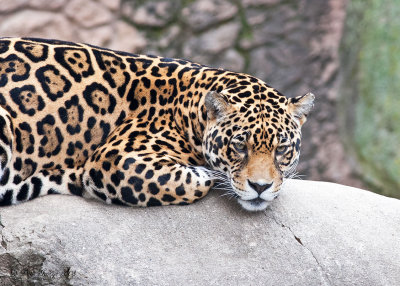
[288,93,315,126]
[205,91,230,121]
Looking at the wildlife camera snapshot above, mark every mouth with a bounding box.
[212,173,278,212]
[237,197,270,212]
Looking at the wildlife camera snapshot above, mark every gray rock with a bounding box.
[65,0,113,29]
[213,49,245,72]
[98,0,120,12]
[0,0,28,13]
[158,25,181,49]
[107,21,147,53]
[242,0,281,7]
[1,180,399,285]
[0,10,76,41]
[239,6,298,50]
[28,0,67,11]
[78,25,114,47]
[123,1,178,28]
[183,22,240,64]
[182,0,238,32]
[248,43,310,96]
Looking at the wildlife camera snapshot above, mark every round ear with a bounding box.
[288,92,315,126]
[205,91,230,121]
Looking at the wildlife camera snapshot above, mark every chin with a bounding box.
[237,198,271,212]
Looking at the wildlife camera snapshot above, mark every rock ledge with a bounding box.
[0,180,399,286]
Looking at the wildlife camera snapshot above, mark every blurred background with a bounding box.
[0,0,398,198]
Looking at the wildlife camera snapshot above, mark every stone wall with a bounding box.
[0,0,362,188]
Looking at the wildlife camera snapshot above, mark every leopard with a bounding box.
[0,37,314,211]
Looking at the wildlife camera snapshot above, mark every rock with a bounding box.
[0,10,76,41]
[183,22,240,63]
[78,25,114,47]
[123,1,178,28]
[248,38,311,96]
[242,0,281,7]
[28,0,67,10]
[0,10,55,36]
[65,0,114,28]
[248,47,274,82]
[77,21,147,53]
[1,180,399,285]
[98,0,120,12]
[158,25,181,49]
[108,21,147,53]
[0,0,28,13]
[213,49,245,72]
[182,0,238,32]
[239,6,298,50]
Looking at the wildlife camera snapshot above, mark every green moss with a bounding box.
[235,0,253,40]
[342,0,400,197]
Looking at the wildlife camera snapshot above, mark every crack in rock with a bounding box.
[1,235,7,250]
[0,214,4,228]
[0,214,7,250]
[268,212,332,286]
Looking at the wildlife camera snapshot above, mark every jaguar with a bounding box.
[0,37,314,211]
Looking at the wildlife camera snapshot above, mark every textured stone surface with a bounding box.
[0,0,367,192]
[123,1,178,28]
[0,0,28,13]
[28,0,67,10]
[240,5,298,49]
[0,11,76,40]
[182,0,238,32]
[98,0,120,11]
[183,22,240,63]
[214,49,246,72]
[1,180,399,285]
[65,0,113,28]
[243,0,281,7]
[108,21,147,53]
[78,25,114,47]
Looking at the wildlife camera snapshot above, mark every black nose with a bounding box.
[248,180,273,194]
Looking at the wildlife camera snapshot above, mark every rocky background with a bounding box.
[0,0,378,192]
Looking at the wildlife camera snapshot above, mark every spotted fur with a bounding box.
[0,37,314,211]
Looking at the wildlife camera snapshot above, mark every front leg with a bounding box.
[82,116,213,207]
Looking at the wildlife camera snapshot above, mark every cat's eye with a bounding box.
[276,145,288,155]
[233,142,247,153]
